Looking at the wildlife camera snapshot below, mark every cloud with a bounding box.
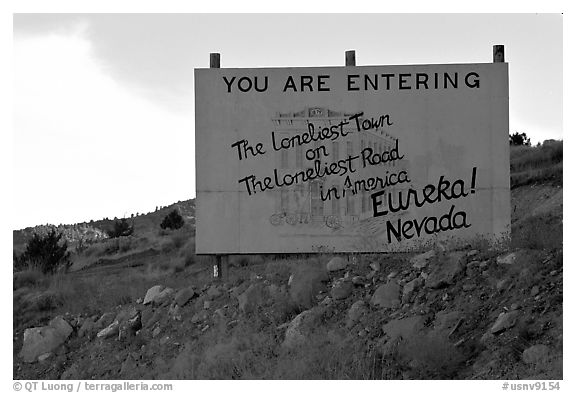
[14,27,195,228]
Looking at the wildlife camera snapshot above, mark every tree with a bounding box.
[107,218,134,238]
[16,229,71,274]
[509,132,531,146]
[160,209,185,230]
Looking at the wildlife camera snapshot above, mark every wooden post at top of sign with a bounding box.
[210,53,221,68]
[210,52,225,280]
[345,50,356,66]
[493,45,505,63]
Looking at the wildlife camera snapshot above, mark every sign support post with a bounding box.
[493,45,505,63]
[210,52,226,280]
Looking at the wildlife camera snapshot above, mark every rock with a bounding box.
[425,251,466,289]
[387,271,398,279]
[410,250,436,269]
[530,286,540,297]
[352,276,365,286]
[402,277,422,303]
[38,352,52,362]
[467,250,479,257]
[237,283,265,313]
[20,326,69,363]
[331,280,353,300]
[119,313,142,340]
[433,310,462,335]
[142,307,165,328]
[283,309,321,349]
[48,316,73,340]
[95,312,116,330]
[206,285,222,300]
[510,303,520,310]
[522,344,550,365]
[463,283,476,291]
[203,300,211,310]
[143,285,174,305]
[382,316,425,340]
[490,311,520,334]
[97,320,119,339]
[347,300,367,325]
[289,267,329,309]
[369,262,380,271]
[497,252,517,265]
[327,256,348,272]
[143,285,163,305]
[116,305,139,323]
[479,260,489,269]
[78,316,97,339]
[370,281,401,309]
[152,326,161,338]
[174,287,197,307]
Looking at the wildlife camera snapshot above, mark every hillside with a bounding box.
[13,141,562,380]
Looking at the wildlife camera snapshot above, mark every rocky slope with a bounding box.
[14,236,562,379]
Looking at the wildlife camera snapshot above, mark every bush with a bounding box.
[160,209,185,230]
[510,132,531,146]
[15,229,71,274]
[106,218,134,238]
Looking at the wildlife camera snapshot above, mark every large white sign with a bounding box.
[195,63,510,254]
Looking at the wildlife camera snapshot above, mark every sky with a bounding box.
[12,13,563,229]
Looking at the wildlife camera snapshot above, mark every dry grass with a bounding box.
[510,141,562,188]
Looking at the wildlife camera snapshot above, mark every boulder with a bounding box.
[94,312,116,330]
[174,287,197,307]
[369,262,380,271]
[97,320,119,339]
[382,316,425,340]
[206,285,222,300]
[116,305,139,323]
[425,251,466,289]
[143,285,174,305]
[48,316,73,339]
[78,316,97,338]
[490,311,520,334]
[433,310,462,335]
[370,281,401,309]
[402,277,422,303]
[20,325,70,363]
[283,309,321,349]
[289,267,329,309]
[326,256,348,272]
[347,300,367,325]
[410,250,436,269]
[331,280,353,300]
[522,344,550,365]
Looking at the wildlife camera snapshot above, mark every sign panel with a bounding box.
[195,63,510,254]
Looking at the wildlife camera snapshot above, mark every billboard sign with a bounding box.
[195,63,509,254]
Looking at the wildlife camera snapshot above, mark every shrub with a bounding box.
[15,229,71,274]
[510,132,531,146]
[160,209,185,230]
[106,218,134,238]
